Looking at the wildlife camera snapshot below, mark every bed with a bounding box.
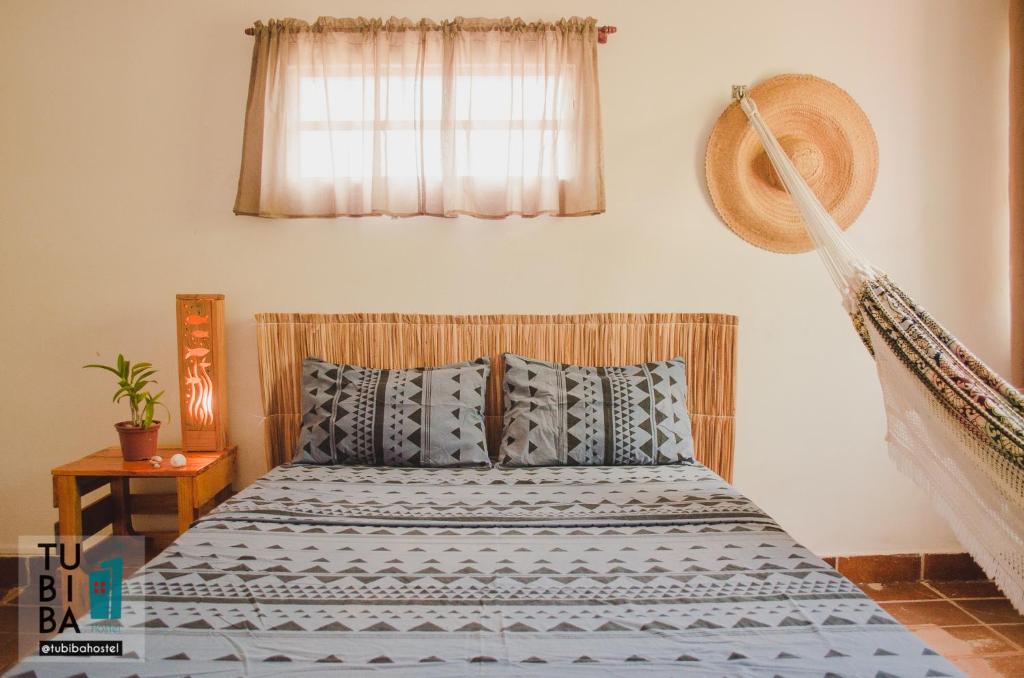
[10,314,961,676]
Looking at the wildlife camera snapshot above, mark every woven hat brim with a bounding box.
[706,74,878,254]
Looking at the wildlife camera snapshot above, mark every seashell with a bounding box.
[170,453,187,468]
[150,455,162,462]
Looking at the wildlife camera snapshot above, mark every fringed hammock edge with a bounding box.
[735,91,1024,612]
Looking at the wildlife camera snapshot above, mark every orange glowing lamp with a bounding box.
[175,294,228,451]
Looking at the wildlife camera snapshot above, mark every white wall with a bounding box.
[0,0,1010,556]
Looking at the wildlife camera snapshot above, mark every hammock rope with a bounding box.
[735,89,1024,612]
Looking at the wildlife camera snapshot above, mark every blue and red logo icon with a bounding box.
[88,558,123,620]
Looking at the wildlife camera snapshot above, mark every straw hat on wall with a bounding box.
[705,74,878,254]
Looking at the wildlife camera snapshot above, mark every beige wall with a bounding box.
[0,0,1010,556]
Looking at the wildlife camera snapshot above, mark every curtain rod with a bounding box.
[243,25,618,43]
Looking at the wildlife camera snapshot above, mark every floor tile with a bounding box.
[911,625,1017,657]
[952,655,1004,677]
[858,581,939,602]
[837,554,920,583]
[0,633,16,676]
[0,606,16,634]
[927,580,1004,599]
[0,557,19,591]
[923,553,986,581]
[985,653,1024,677]
[880,601,977,626]
[956,599,1024,625]
[990,624,1024,650]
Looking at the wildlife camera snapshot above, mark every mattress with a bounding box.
[11,462,961,677]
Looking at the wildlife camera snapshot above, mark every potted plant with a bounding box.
[84,354,170,460]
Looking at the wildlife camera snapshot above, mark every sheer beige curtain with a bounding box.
[234,17,604,218]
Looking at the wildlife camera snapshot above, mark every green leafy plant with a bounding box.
[84,354,170,429]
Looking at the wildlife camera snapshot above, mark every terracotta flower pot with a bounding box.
[115,421,161,461]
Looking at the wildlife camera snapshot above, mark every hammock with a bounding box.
[735,90,1024,612]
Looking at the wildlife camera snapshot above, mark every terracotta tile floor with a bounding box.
[861,580,1024,676]
[1,586,20,673]
[0,581,1021,675]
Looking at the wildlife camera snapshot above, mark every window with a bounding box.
[235,17,604,218]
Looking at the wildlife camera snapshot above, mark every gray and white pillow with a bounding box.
[294,356,491,467]
[499,353,694,466]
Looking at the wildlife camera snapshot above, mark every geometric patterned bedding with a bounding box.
[10,463,960,677]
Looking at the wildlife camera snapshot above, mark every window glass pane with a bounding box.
[296,69,573,180]
[453,74,561,122]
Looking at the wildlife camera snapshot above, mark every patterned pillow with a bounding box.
[499,353,694,466]
[294,356,491,467]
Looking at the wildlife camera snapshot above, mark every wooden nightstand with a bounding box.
[51,445,237,548]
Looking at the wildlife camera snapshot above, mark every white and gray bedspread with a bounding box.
[11,463,960,677]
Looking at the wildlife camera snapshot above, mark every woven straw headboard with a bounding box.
[255,313,738,480]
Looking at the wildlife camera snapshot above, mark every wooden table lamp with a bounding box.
[175,294,228,451]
